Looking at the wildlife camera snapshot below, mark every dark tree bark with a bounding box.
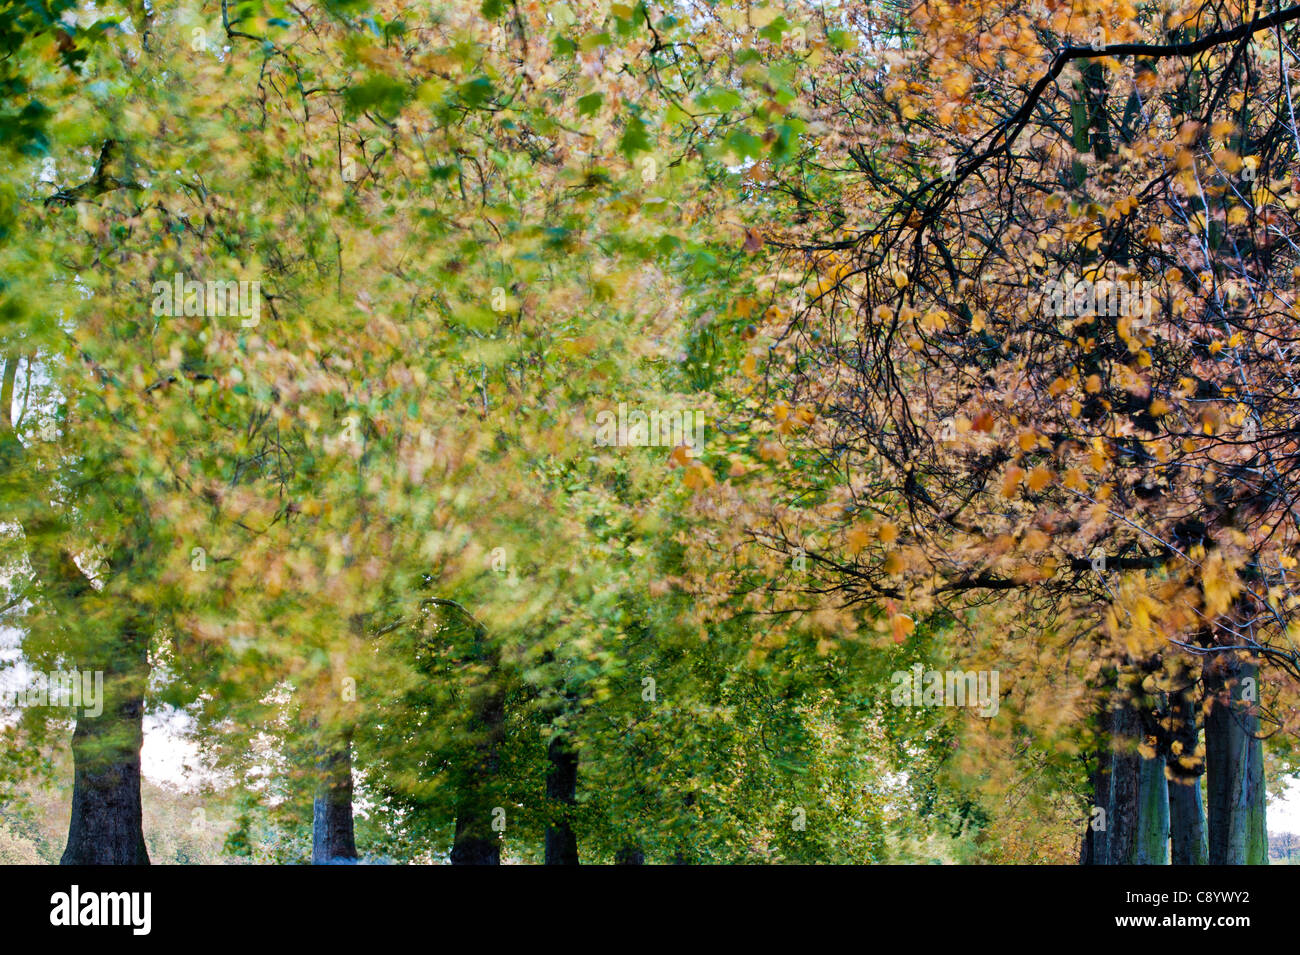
[61,686,149,865]
[1164,670,1208,865]
[60,619,150,866]
[1105,698,1143,864]
[450,813,501,865]
[1081,59,1114,161]
[451,679,504,866]
[1080,691,1114,865]
[412,599,505,864]
[1168,772,1208,865]
[1082,668,1169,865]
[311,732,357,864]
[1204,653,1267,864]
[616,847,646,864]
[544,734,579,865]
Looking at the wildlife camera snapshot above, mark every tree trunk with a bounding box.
[1133,688,1169,865]
[1084,660,1184,866]
[1082,60,1114,161]
[60,620,150,866]
[1204,655,1267,864]
[1134,752,1169,864]
[311,732,357,864]
[1165,673,1207,865]
[1105,698,1143,864]
[60,688,149,865]
[450,812,501,865]
[1168,775,1207,865]
[451,680,504,865]
[615,845,645,864]
[544,734,579,865]
[8,428,150,866]
[1080,691,1114,866]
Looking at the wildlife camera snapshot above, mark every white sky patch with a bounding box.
[1269,779,1300,835]
[142,707,210,791]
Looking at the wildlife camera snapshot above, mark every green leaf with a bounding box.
[725,129,762,161]
[343,75,412,118]
[618,114,651,156]
[457,76,495,109]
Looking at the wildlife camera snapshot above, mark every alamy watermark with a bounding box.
[151,273,261,327]
[0,669,103,716]
[890,665,1000,717]
[50,885,151,935]
[593,402,706,451]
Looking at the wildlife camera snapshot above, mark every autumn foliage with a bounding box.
[1,0,1298,866]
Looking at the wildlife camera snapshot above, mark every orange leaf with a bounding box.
[891,612,915,644]
[1027,466,1053,492]
[1001,466,1025,497]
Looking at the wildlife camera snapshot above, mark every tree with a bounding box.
[722,0,1300,862]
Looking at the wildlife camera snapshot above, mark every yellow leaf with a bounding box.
[943,71,971,98]
[683,463,715,489]
[920,309,948,332]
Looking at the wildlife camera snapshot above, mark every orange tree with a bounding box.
[709,0,1300,863]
